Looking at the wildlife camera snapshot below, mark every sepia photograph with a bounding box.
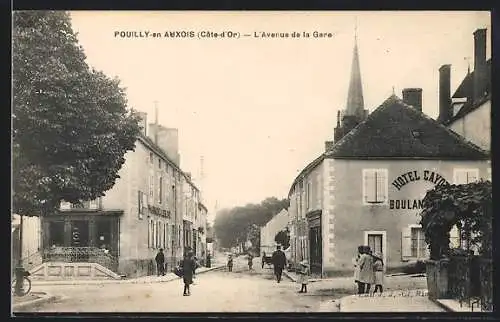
[11,10,491,314]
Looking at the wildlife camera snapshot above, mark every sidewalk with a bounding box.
[338,289,445,312]
[31,263,225,286]
[12,292,59,312]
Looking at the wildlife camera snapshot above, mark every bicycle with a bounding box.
[11,270,32,297]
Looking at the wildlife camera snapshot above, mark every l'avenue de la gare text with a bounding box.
[389,170,450,210]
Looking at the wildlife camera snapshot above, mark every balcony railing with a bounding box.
[43,247,119,272]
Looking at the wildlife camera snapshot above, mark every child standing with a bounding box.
[372,252,384,294]
[227,254,233,272]
[297,260,310,293]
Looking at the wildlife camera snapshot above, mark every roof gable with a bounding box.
[326,95,489,159]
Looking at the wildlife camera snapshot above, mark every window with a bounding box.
[149,172,154,200]
[410,227,427,258]
[158,176,163,204]
[150,152,154,164]
[158,158,161,169]
[138,191,147,219]
[453,168,479,184]
[362,169,388,205]
[89,198,100,210]
[148,219,153,248]
[163,223,167,249]
[486,167,491,181]
[157,221,161,248]
[48,221,65,247]
[402,226,427,260]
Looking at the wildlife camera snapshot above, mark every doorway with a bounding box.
[364,230,386,269]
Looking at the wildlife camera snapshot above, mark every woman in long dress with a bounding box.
[372,252,384,294]
[358,246,375,294]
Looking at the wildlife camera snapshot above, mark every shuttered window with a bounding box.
[453,168,479,184]
[402,225,429,261]
[158,176,163,204]
[362,169,388,205]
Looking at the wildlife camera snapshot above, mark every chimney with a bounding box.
[438,64,452,123]
[473,28,487,102]
[402,88,423,112]
[325,141,334,152]
[156,126,180,166]
[136,112,148,136]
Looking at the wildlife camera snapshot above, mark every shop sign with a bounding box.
[389,170,450,210]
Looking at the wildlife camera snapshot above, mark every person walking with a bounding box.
[261,252,266,269]
[180,251,196,296]
[227,254,233,272]
[358,246,375,294]
[297,260,310,293]
[247,253,254,270]
[372,252,384,294]
[271,245,286,283]
[155,248,165,276]
[352,245,363,293]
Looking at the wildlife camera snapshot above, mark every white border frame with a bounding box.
[364,230,387,271]
[362,169,389,206]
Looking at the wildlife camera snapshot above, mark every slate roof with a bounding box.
[445,58,491,125]
[452,59,491,99]
[325,95,489,159]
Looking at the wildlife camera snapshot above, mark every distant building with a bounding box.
[260,208,289,255]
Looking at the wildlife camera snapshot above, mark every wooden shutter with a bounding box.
[363,170,375,203]
[401,226,412,260]
[138,191,143,219]
[449,225,460,248]
[453,169,468,184]
[375,170,387,203]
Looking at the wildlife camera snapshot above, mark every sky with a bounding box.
[69,11,490,222]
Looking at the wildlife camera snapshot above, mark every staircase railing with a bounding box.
[43,247,119,273]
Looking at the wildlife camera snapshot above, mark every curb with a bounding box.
[12,293,59,312]
[282,270,297,282]
[431,299,454,312]
[31,265,225,287]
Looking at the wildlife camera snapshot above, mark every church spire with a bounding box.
[345,22,365,119]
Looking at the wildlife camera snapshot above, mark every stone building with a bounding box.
[287,29,491,278]
[259,208,289,255]
[438,28,491,153]
[33,113,206,279]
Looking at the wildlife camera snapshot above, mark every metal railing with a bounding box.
[42,247,119,272]
[448,255,490,311]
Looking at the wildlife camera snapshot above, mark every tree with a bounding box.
[213,197,289,249]
[12,11,141,216]
[419,180,492,260]
[274,228,290,249]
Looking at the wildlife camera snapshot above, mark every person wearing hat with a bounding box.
[358,245,375,294]
[297,260,310,293]
[180,251,196,296]
[372,252,384,294]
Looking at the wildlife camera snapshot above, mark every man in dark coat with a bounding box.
[180,251,196,296]
[271,246,287,283]
[155,248,165,276]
